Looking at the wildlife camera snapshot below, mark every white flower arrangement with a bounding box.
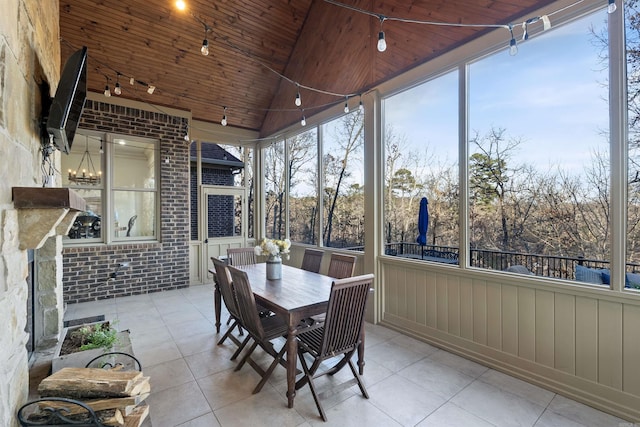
[254,238,291,259]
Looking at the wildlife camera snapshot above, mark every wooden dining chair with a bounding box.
[226,265,289,394]
[295,273,374,421]
[227,247,257,266]
[212,257,244,347]
[327,253,357,279]
[301,248,324,273]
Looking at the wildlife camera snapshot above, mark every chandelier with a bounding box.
[68,136,101,185]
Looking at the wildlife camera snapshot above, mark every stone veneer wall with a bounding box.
[62,100,190,303]
[0,1,61,425]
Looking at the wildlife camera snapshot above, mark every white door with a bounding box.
[202,185,247,282]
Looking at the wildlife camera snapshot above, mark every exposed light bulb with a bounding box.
[377,31,387,52]
[221,115,227,126]
[104,85,111,97]
[184,133,190,142]
[301,115,306,126]
[344,100,349,113]
[129,77,135,85]
[359,99,364,111]
[295,90,301,107]
[509,38,518,56]
[114,82,122,95]
[99,145,104,154]
[165,156,170,164]
[147,85,155,94]
[201,39,209,56]
[608,0,617,13]
[176,0,186,11]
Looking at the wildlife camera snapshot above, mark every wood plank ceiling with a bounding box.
[58,0,556,137]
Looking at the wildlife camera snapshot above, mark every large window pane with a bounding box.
[288,129,318,244]
[62,133,103,242]
[383,70,459,263]
[322,110,364,248]
[627,2,640,290]
[469,9,610,282]
[265,140,286,239]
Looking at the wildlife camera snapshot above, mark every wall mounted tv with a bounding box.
[45,46,88,154]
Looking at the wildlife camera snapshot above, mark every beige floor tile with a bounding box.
[416,402,496,427]
[147,381,212,427]
[213,389,306,427]
[167,317,216,339]
[145,357,195,393]
[451,380,545,427]
[389,333,439,356]
[306,394,402,426]
[533,410,589,427]
[184,346,237,379]
[479,369,555,407]
[367,374,447,426]
[428,349,489,378]
[174,330,219,357]
[162,308,208,325]
[365,340,426,373]
[176,411,221,427]
[135,339,182,368]
[546,395,628,427]
[197,367,264,411]
[397,357,475,400]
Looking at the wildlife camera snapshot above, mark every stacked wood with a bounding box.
[32,367,151,427]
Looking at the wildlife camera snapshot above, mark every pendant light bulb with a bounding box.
[147,85,155,94]
[295,89,302,107]
[221,107,228,126]
[99,144,104,154]
[104,85,111,97]
[359,99,364,111]
[201,38,209,56]
[129,77,135,85]
[176,0,186,11]
[301,115,306,126]
[608,0,617,13]
[377,31,387,52]
[509,38,518,56]
[114,82,122,95]
[344,101,349,113]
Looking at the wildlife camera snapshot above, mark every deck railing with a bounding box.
[341,242,640,282]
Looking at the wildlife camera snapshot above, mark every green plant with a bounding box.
[70,322,119,351]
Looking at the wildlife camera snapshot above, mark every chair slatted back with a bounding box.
[227,247,257,266]
[227,265,266,341]
[212,257,241,320]
[319,274,373,359]
[327,253,357,279]
[301,248,324,273]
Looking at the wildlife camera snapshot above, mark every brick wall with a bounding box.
[62,100,190,303]
[190,165,235,240]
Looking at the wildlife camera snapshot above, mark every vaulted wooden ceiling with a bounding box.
[59,0,555,137]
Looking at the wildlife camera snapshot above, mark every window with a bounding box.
[63,131,159,243]
[468,9,610,281]
[322,109,364,248]
[383,70,459,262]
[264,139,286,239]
[627,1,640,290]
[288,128,318,245]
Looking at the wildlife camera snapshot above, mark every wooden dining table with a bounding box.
[219,262,366,408]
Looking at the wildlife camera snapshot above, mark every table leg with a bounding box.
[214,280,221,333]
[286,324,297,408]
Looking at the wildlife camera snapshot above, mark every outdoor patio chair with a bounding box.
[301,248,324,273]
[212,257,244,347]
[327,253,357,279]
[227,247,257,266]
[295,273,374,421]
[226,265,289,394]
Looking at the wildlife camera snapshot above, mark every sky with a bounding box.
[384,8,610,177]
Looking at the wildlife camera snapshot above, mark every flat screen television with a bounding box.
[46,46,88,154]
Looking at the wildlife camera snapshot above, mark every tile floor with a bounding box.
[56,284,630,427]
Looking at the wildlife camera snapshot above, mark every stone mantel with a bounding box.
[11,187,86,250]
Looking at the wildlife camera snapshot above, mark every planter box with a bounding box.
[51,322,133,373]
